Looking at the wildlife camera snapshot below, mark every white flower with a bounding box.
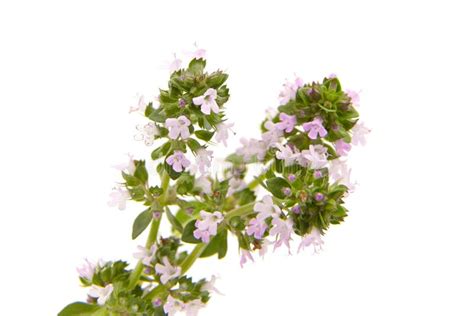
[193,211,224,243]
[275,143,298,166]
[192,88,219,115]
[164,296,185,316]
[184,299,206,316]
[240,249,254,268]
[76,259,97,281]
[215,122,234,146]
[155,257,181,284]
[165,115,191,140]
[254,195,281,221]
[107,187,130,210]
[227,177,246,196]
[261,120,283,148]
[134,122,158,146]
[166,151,191,173]
[168,53,182,73]
[202,275,224,295]
[270,217,294,253]
[88,284,114,305]
[351,121,371,146]
[278,76,304,105]
[300,145,328,169]
[236,138,267,162]
[298,228,324,253]
[133,244,158,266]
[194,148,213,175]
[113,154,136,175]
[190,44,207,60]
[129,94,147,114]
[195,176,212,194]
[258,239,271,258]
[329,159,356,192]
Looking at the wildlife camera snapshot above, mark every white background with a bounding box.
[1,0,473,315]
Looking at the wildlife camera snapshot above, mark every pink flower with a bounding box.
[246,218,268,239]
[134,123,158,146]
[133,244,158,266]
[164,296,185,316]
[88,284,113,305]
[165,115,191,140]
[236,138,267,162]
[168,53,182,73]
[193,211,224,243]
[298,228,324,253]
[155,257,181,284]
[351,122,371,146]
[275,143,298,166]
[258,239,271,258]
[183,299,205,316]
[192,88,219,115]
[215,122,234,146]
[300,145,328,169]
[108,187,130,210]
[166,151,190,172]
[278,76,304,105]
[240,249,254,268]
[129,94,146,114]
[275,113,296,133]
[113,154,136,175]
[270,217,294,253]
[335,139,351,156]
[76,259,98,281]
[302,117,327,140]
[254,195,281,221]
[194,148,213,175]
[346,89,360,107]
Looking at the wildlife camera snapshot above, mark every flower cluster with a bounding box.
[60,48,368,316]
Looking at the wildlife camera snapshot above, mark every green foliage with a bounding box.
[266,177,291,199]
[200,229,228,259]
[181,220,201,244]
[58,302,103,316]
[132,209,153,240]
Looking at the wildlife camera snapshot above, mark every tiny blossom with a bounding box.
[184,299,206,316]
[164,296,185,316]
[202,275,224,295]
[278,76,304,105]
[165,115,191,140]
[166,151,191,172]
[133,244,158,266]
[351,121,371,146]
[291,205,302,214]
[302,117,328,140]
[246,218,268,239]
[178,98,186,108]
[108,187,130,210]
[314,170,323,179]
[152,298,162,307]
[195,176,212,194]
[194,148,213,175]
[113,154,136,175]
[155,257,181,284]
[288,174,296,182]
[270,217,294,253]
[329,159,356,192]
[168,53,182,73]
[298,228,324,253]
[215,121,234,146]
[258,239,271,258]
[262,120,283,148]
[135,122,158,146]
[328,73,337,79]
[300,144,328,169]
[193,88,219,115]
[346,89,360,107]
[282,187,292,196]
[314,192,325,201]
[88,284,114,305]
[129,94,146,114]
[254,195,281,221]
[236,138,267,162]
[275,113,297,133]
[76,259,97,281]
[335,139,351,156]
[227,177,246,196]
[191,44,207,60]
[194,211,224,243]
[275,143,298,166]
[240,249,254,268]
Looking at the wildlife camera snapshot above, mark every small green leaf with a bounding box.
[132,209,153,240]
[188,58,206,76]
[181,220,201,244]
[186,138,202,153]
[133,161,148,183]
[195,130,214,142]
[58,302,101,316]
[165,208,183,233]
[207,71,228,88]
[151,142,172,160]
[266,177,291,199]
[200,229,228,259]
[122,172,141,187]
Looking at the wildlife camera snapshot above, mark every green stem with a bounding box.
[224,202,256,220]
[180,243,206,275]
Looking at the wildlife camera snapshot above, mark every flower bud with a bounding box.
[178,98,186,108]
[282,187,292,196]
[287,174,296,182]
[153,298,162,307]
[153,211,162,220]
[291,205,301,214]
[314,192,324,201]
[313,170,323,179]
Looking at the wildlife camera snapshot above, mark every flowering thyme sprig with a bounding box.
[59,49,368,316]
